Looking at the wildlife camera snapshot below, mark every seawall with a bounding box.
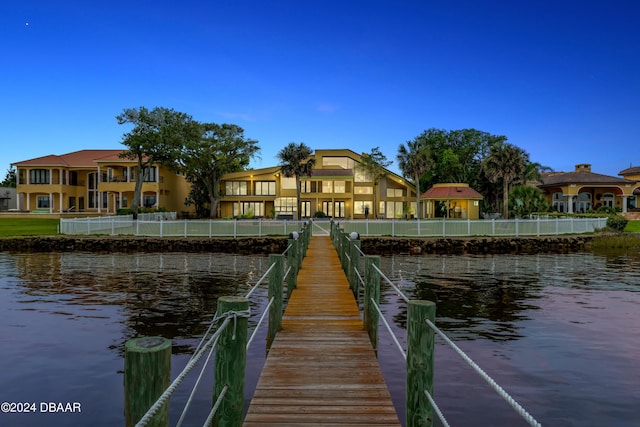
[0,235,592,255]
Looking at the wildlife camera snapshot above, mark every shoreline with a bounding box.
[0,234,594,255]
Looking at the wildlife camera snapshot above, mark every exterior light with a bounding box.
[289,231,299,240]
[350,231,360,240]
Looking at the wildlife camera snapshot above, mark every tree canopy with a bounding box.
[117,106,195,215]
[174,122,259,218]
[482,141,529,219]
[1,168,16,188]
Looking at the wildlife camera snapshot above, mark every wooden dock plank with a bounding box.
[243,235,400,426]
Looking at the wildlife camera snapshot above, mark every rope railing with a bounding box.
[329,219,541,427]
[126,220,313,427]
[371,263,410,303]
[202,384,228,427]
[370,298,406,359]
[425,318,542,427]
[135,314,236,427]
[246,296,274,351]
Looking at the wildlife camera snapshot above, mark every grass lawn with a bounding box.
[625,220,640,232]
[0,218,60,236]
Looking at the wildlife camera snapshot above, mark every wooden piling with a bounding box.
[364,255,381,352]
[213,296,248,427]
[406,300,436,427]
[267,254,284,349]
[124,336,171,427]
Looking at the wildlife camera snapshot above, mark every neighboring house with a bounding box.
[219,149,417,220]
[0,187,17,211]
[538,163,639,213]
[420,183,484,219]
[11,150,194,214]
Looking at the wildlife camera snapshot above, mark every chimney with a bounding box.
[575,164,591,172]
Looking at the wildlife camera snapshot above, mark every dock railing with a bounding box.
[123,222,312,427]
[331,220,542,427]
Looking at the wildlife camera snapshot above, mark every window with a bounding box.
[274,197,297,214]
[281,177,297,190]
[30,169,50,184]
[552,192,565,212]
[233,202,264,217]
[354,186,373,195]
[354,167,371,183]
[143,167,157,183]
[322,181,333,193]
[301,181,315,193]
[383,201,404,218]
[334,181,346,193]
[354,201,372,215]
[254,181,276,196]
[143,195,156,207]
[37,195,50,209]
[300,201,311,218]
[322,157,354,170]
[387,188,403,197]
[225,181,247,195]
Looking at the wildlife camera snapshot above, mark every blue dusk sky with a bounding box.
[2,0,639,179]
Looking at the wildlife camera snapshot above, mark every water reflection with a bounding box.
[6,251,269,355]
[378,250,640,427]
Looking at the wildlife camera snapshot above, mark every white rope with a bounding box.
[371,298,406,360]
[245,262,275,298]
[176,331,221,427]
[424,389,451,427]
[246,297,274,351]
[283,265,292,282]
[372,264,410,303]
[135,316,232,427]
[202,384,228,427]
[425,319,542,427]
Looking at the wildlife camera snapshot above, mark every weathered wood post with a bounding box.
[341,232,350,273]
[124,336,171,427]
[348,233,361,299]
[267,254,284,349]
[363,255,380,353]
[287,235,298,298]
[406,300,436,427]
[213,296,249,427]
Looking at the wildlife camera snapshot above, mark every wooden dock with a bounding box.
[243,235,401,426]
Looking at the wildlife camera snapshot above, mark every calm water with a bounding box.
[1,250,639,426]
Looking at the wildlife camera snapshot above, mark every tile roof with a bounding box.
[619,166,640,175]
[421,185,483,199]
[12,150,127,168]
[540,171,635,187]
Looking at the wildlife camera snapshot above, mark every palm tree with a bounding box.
[358,147,391,218]
[482,142,528,219]
[277,142,316,220]
[397,139,432,219]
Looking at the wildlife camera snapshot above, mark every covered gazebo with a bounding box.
[421,183,483,219]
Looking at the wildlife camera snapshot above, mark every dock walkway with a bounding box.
[243,235,400,426]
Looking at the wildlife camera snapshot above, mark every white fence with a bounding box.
[60,216,303,237]
[60,216,608,238]
[338,217,608,237]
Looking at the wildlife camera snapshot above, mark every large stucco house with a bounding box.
[218,149,416,219]
[538,163,640,214]
[11,148,417,219]
[11,150,193,214]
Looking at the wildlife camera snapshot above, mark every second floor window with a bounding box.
[226,181,247,195]
[254,181,276,195]
[143,167,157,182]
[29,169,50,184]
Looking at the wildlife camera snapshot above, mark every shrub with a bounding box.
[606,215,628,232]
[314,211,326,218]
